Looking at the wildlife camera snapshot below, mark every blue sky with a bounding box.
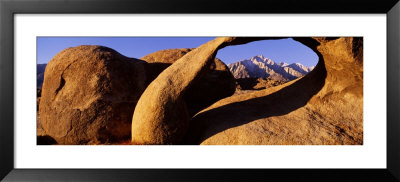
[37,37,318,67]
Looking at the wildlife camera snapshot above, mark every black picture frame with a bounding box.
[1,0,399,181]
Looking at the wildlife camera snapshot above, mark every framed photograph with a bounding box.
[1,0,399,181]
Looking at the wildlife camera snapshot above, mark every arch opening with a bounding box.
[215,38,319,92]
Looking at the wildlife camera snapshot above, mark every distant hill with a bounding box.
[228,55,314,81]
[37,64,47,88]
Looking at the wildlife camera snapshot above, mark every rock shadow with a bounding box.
[184,49,327,144]
[236,78,262,90]
[37,135,58,145]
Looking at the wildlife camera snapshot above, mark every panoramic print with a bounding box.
[36,37,363,145]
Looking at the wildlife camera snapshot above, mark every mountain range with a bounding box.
[228,55,314,81]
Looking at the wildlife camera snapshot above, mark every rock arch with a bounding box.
[131,37,363,145]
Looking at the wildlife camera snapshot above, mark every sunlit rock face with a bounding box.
[185,37,363,145]
[39,45,148,144]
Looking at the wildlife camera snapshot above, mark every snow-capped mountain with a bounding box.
[227,55,314,81]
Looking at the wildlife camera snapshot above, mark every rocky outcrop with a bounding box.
[185,37,363,145]
[141,48,193,64]
[39,37,363,145]
[142,48,236,116]
[38,46,236,145]
[130,37,362,145]
[39,45,148,144]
